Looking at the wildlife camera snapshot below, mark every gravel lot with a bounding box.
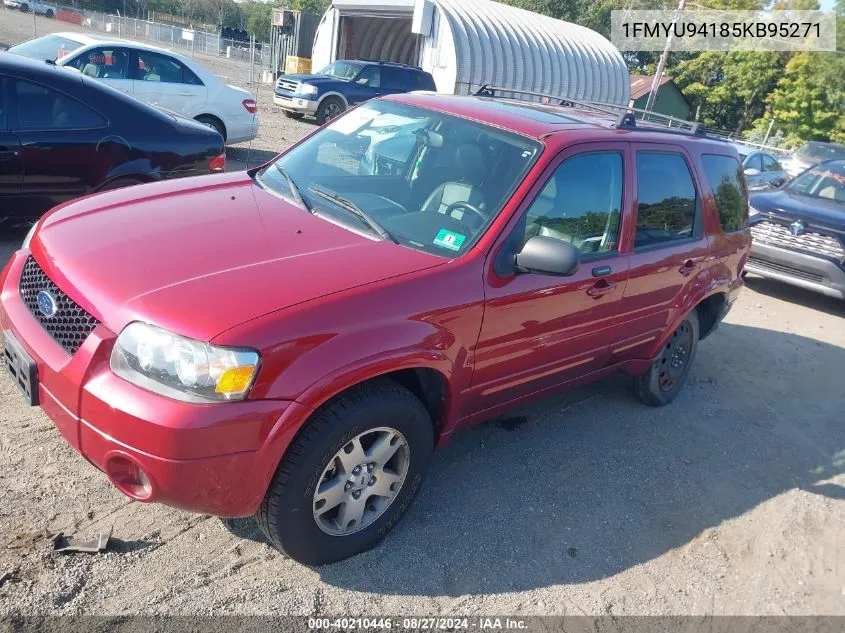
[1,7,845,618]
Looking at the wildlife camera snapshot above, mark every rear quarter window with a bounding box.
[701,154,748,233]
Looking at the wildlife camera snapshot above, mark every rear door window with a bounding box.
[12,79,106,131]
[136,50,203,85]
[701,154,748,233]
[634,152,698,249]
[381,67,406,90]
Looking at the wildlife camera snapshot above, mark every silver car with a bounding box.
[739,149,788,191]
[782,142,845,179]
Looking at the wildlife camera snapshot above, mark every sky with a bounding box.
[819,0,835,8]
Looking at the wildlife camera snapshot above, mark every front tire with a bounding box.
[315,97,345,125]
[634,310,700,406]
[256,379,434,565]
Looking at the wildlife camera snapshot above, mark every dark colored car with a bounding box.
[0,52,225,224]
[745,159,845,299]
[273,59,436,124]
[1,91,749,565]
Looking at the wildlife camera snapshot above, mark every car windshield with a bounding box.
[786,161,845,205]
[318,61,364,80]
[254,100,542,256]
[9,35,85,62]
[795,142,845,162]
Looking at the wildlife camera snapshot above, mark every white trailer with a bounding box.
[310,0,630,105]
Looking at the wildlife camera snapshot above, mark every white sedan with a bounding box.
[8,33,259,144]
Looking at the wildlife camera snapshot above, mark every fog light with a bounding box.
[105,454,153,501]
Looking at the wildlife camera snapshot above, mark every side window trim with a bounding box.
[492,142,630,276]
[632,148,701,251]
[10,78,107,132]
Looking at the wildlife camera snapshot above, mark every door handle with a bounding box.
[0,150,20,160]
[586,279,616,299]
[679,260,699,276]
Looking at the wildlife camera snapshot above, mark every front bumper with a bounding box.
[273,93,318,115]
[745,241,845,299]
[0,250,311,516]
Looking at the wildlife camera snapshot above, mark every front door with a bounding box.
[469,143,633,414]
[615,143,711,361]
[11,77,109,218]
[0,77,24,220]
[62,47,134,96]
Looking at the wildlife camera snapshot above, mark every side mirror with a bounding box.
[515,236,580,276]
[744,168,761,177]
[356,77,368,85]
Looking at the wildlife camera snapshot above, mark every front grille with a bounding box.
[747,256,826,284]
[751,221,845,259]
[275,78,299,94]
[18,256,99,355]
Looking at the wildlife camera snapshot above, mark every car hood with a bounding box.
[750,189,845,229]
[284,73,348,86]
[33,172,444,342]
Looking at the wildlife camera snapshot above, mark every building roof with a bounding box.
[429,0,630,105]
[629,74,673,101]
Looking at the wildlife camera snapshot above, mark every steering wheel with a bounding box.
[443,201,486,224]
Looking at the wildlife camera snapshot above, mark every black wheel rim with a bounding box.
[658,320,693,392]
[325,103,341,120]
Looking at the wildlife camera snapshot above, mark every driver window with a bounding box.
[356,66,381,88]
[523,152,623,257]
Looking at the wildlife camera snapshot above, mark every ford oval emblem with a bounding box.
[789,221,806,236]
[36,290,58,318]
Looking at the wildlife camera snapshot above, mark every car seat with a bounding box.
[421,143,487,222]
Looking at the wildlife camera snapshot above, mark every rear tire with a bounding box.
[283,111,305,120]
[194,115,226,142]
[45,8,53,17]
[20,3,29,11]
[634,310,700,407]
[256,379,434,565]
[315,97,345,125]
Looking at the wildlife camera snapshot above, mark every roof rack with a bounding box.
[473,85,707,138]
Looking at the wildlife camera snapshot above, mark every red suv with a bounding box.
[0,91,750,565]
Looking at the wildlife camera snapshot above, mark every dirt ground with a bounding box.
[1,7,845,618]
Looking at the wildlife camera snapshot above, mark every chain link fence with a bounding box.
[52,6,271,74]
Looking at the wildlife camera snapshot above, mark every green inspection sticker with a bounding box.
[433,229,466,251]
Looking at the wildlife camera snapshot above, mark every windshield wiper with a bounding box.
[307,186,397,243]
[272,163,311,213]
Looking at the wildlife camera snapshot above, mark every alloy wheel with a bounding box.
[312,427,410,536]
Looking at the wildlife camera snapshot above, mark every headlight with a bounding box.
[297,84,318,96]
[110,322,260,403]
[22,222,38,250]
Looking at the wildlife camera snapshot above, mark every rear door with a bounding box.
[615,144,711,361]
[10,77,109,218]
[62,47,134,96]
[131,49,207,116]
